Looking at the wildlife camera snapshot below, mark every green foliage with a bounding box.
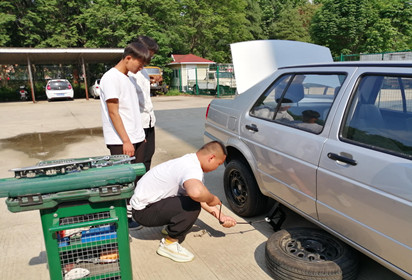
[310,0,412,56]
[165,89,182,96]
[0,0,411,67]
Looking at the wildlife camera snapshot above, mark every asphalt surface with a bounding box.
[0,96,404,280]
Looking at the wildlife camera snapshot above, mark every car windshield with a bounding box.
[217,72,234,79]
[145,68,161,75]
[49,80,71,90]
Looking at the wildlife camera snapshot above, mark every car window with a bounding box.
[250,73,345,134]
[145,68,160,75]
[342,75,412,158]
[49,80,71,90]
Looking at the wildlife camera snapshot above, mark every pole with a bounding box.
[27,56,36,103]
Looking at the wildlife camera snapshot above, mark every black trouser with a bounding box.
[107,141,145,218]
[141,127,155,172]
[132,196,201,243]
[106,141,145,164]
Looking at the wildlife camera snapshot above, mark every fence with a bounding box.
[334,50,412,62]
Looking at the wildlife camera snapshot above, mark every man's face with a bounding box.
[203,154,226,173]
[126,56,145,74]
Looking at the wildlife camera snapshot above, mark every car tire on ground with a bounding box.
[224,159,268,217]
[265,228,359,280]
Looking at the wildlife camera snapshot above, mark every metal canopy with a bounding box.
[0,48,124,102]
[0,48,123,64]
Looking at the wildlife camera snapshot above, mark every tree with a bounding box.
[269,2,320,42]
[0,1,16,46]
[175,0,253,62]
[310,0,412,56]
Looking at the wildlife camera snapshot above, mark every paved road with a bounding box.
[0,96,404,280]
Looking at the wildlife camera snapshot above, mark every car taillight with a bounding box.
[206,103,210,119]
[68,85,72,89]
[47,85,51,90]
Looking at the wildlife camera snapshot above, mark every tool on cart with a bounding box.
[10,155,135,178]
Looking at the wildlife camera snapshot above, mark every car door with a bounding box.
[317,68,412,276]
[240,69,349,219]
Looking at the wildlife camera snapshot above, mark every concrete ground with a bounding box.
[0,96,404,280]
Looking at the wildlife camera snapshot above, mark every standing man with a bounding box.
[130,141,237,262]
[99,41,151,229]
[129,35,159,172]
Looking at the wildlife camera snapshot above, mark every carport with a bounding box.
[0,48,123,103]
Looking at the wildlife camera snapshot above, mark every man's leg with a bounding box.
[107,143,143,229]
[132,196,201,243]
[142,127,155,172]
[132,196,200,262]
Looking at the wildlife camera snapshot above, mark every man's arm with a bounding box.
[201,202,237,228]
[106,99,135,156]
[183,179,220,206]
[184,179,236,228]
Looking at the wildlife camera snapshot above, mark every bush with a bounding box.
[165,89,182,96]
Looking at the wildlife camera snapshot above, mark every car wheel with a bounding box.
[224,159,268,217]
[265,228,359,280]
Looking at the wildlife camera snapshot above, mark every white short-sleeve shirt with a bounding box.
[130,153,204,210]
[129,69,156,129]
[99,68,145,145]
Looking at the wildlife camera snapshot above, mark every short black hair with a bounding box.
[137,35,159,54]
[302,110,320,119]
[123,41,151,64]
[201,141,227,156]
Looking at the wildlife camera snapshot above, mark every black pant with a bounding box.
[107,141,145,218]
[106,141,145,164]
[141,127,155,172]
[132,196,201,243]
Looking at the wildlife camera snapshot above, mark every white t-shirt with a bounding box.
[130,153,204,210]
[129,69,156,129]
[99,68,145,145]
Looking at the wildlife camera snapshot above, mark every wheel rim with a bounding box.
[282,234,342,262]
[228,169,248,206]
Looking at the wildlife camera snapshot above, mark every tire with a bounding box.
[265,228,359,280]
[223,159,268,217]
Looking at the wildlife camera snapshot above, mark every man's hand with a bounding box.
[123,141,135,157]
[219,214,237,228]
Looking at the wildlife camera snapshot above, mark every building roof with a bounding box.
[0,48,123,64]
[169,54,215,65]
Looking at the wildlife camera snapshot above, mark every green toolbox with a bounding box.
[0,155,145,280]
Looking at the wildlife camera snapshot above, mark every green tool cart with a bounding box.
[0,156,145,280]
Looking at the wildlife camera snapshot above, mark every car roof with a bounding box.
[279,61,412,70]
[48,79,70,82]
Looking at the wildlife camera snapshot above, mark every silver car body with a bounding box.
[204,61,412,279]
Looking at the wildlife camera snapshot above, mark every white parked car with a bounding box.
[45,79,74,101]
[205,41,412,280]
[89,79,100,99]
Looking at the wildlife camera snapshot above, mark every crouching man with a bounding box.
[130,141,237,262]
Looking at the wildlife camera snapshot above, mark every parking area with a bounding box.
[0,97,403,279]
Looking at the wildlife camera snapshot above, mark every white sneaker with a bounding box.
[156,238,194,262]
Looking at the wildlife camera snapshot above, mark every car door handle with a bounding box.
[327,153,357,166]
[245,124,258,132]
